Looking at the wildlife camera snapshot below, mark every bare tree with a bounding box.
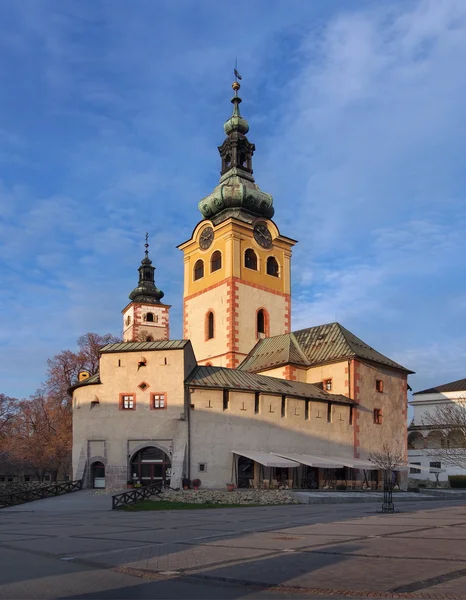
[369,442,406,472]
[421,398,466,468]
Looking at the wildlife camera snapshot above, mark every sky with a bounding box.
[0,0,465,401]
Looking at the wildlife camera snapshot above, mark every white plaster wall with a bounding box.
[189,389,354,488]
[72,348,189,488]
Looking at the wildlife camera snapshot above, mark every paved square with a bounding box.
[1,492,466,599]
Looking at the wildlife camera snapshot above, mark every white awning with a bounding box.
[232,450,299,468]
[272,452,345,469]
[273,453,380,470]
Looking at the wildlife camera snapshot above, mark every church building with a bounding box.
[72,79,413,491]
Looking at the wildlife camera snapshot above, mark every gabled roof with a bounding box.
[185,365,354,404]
[413,377,466,395]
[239,322,413,374]
[100,340,189,354]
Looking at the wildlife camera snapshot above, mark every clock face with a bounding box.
[199,226,214,250]
[253,223,273,249]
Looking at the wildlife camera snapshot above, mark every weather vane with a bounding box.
[144,232,149,257]
[234,58,242,82]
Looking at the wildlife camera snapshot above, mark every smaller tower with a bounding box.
[122,235,170,342]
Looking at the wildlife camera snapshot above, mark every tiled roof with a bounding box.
[100,340,189,354]
[185,365,354,404]
[239,322,413,374]
[413,377,466,395]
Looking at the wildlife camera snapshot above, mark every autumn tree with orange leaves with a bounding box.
[0,332,119,481]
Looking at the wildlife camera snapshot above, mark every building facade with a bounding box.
[408,378,466,482]
[72,80,412,491]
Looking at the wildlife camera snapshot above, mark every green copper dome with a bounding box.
[198,81,274,223]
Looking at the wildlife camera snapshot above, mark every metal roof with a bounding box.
[239,322,413,374]
[185,365,354,404]
[100,340,189,354]
[68,372,101,393]
[413,377,466,395]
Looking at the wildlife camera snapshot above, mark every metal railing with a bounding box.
[0,480,82,508]
[112,481,163,510]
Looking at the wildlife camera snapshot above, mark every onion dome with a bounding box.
[128,235,164,304]
[198,79,274,224]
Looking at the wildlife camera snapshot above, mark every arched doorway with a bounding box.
[91,461,105,489]
[130,447,171,487]
[237,455,254,488]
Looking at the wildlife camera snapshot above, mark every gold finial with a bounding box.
[232,81,240,92]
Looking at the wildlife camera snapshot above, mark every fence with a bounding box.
[112,481,163,510]
[0,480,82,508]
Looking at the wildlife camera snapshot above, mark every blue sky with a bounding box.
[0,0,465,400]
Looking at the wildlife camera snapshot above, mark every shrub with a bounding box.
[418,483,426,488]
[449,475,466,488]
[192,479,201,488]
[336,484,347,491]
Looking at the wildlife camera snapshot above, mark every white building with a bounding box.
[408,378,466,482]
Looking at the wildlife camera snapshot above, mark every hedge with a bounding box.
[448,475,466,488]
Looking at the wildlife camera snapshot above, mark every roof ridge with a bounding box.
[289,332,310,364]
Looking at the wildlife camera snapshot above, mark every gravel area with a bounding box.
[147,488,300,505]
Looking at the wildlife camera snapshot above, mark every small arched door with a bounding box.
[91,461,105,489]
[131,447,171,487]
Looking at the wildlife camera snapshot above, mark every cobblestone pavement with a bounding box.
[1,493,466,599]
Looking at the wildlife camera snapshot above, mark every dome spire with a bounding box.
[128,233,164,304]
[198,71,274,223]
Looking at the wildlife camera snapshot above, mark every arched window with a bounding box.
[146,335,154,342]
[194,259,204,281]
[207,311,214,339]
[211,251,222,272]
[257,309,268,338]
[245,249,257,270]
[267,256,279,277]
[146,312,154,322]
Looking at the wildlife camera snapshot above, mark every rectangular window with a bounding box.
[324,379,332,391]
[199,463,207,472]
[151,393,166,409]
[376,380,384,393]
[121,394,135,410]
[373,408,382,424]
[349,405,353,425]
[281,396,286,418]
[223,389,229,411]
[305,399,310,420]
[327,403,332,423]
[430,461,441,471]
[254,392,260,414]
[410,462,421,474]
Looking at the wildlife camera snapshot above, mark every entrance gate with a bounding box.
[130,447,171,487]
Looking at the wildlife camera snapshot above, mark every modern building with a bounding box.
[408,378,466,482]
[72,79,413,491]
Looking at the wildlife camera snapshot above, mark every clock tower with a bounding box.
[178,79,296,368]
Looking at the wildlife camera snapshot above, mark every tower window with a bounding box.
[145,312,154,322]
[324,379,332,391]
[244,249,257,270]
[194,259,204,281]
[266,256,279,277]
[211,251,222,272]
[207,311,214,340]
[125,315,131,326]
[257,309,268,338]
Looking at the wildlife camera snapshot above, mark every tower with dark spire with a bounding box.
[122,234,171,342]
[179,74,296,368]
